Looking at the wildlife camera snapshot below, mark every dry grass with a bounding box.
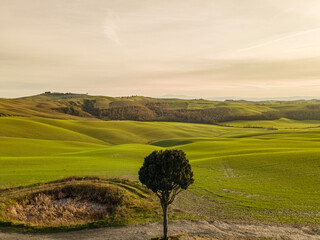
[5,183,125,226]
[0,177,161,231]
[6,193,109,225]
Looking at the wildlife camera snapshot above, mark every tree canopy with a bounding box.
[139,149,194,239]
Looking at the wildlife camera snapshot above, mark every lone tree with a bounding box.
[139,150,194,240]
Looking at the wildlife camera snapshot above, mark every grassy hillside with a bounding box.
[0,116,319,224]
[224,118,320,129]
[2,92,320,124]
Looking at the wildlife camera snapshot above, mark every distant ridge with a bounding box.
[159,94,196,99]
[206,96,320,101]
[1,92,320,123]
[159,94,320,101]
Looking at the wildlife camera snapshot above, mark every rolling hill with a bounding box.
[2,92,320,124]
[0,115,319,224]
[1,93,320,224]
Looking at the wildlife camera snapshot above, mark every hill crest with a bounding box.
[1,92,320,123]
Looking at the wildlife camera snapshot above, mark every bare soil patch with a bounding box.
[0,220,319,240]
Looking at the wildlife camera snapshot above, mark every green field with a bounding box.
[225,118,320,129]
[1,117,320,224]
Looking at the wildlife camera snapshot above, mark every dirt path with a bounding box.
[0,220,319,240]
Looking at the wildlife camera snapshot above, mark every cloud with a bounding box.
[237,27,320,53]
[1,0,320,98]
[103,10,122,47]
[133,57,320,83]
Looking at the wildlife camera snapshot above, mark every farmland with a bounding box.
[1,116,320,224]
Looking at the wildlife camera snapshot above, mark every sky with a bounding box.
[1,0,320,99]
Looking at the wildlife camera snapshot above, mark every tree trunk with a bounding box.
[161,203,168,240]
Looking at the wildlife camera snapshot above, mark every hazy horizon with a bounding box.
[3,91,320,102]
[1,0,320,98]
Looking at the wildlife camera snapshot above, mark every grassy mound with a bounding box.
[6,183,122,226]
[0,177,159,232]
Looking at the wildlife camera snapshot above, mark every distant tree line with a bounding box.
[52,99,320,123]
[283,110,320,120]
[79,100,284,123]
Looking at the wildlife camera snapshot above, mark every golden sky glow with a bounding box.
[1,0,320,98]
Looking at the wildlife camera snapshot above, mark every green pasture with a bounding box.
[0,117,319,224]
[225,118,320,129]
